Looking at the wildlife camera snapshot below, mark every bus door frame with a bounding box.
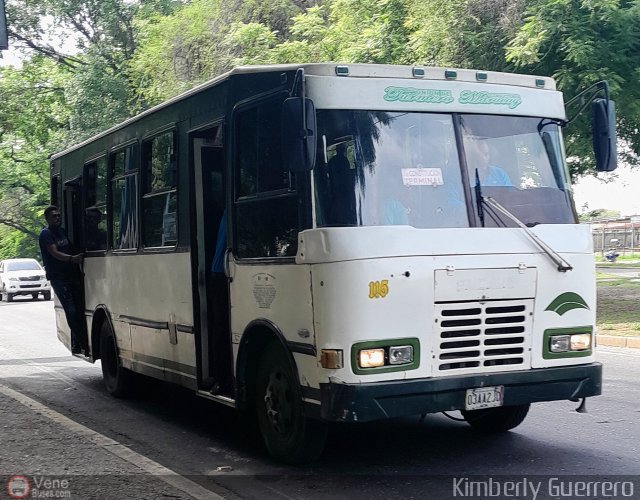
[190,121,233,394]
[61,176,89,351]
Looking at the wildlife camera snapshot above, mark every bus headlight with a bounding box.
[549,333,592,353]
[570,333,592,351]
[358,348,385,368]
[389,345,413,365]
[352,338,420,373]
[549,335,570,353]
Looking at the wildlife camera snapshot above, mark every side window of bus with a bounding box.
[84,157,108,251]
[110,145,139,250]
[235,96,299,259]
[141,131,177,248]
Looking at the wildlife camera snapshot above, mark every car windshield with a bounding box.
[6,260,42,271]
[314,111,575,228]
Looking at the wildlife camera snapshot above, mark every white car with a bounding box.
[0,258,52,302]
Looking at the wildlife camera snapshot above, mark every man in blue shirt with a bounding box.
[39,205,86,355]
[475,141,513,187]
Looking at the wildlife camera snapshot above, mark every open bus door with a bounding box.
[61,178,89,354]
[191,124,234,397]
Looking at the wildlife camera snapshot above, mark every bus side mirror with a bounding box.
[592,98,617,172]
[282,97,317,172]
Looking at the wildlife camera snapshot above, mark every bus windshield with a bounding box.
[314,111,575,228]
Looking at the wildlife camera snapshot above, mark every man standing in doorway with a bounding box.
[39,205,86,355]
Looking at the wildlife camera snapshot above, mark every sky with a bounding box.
[572,165,640,217]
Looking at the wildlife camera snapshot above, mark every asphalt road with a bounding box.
[1,298,639,499]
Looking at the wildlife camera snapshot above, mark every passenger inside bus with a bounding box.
[85,207,107,251]
[382,126,464,226]
[468,139,513,187]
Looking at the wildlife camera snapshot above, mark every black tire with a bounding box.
[100,321,130,397]
[43,291,51,301]
[32,293,39,300]
[462,404,530,433]
[6,293,13,302]
[255,341,328,464]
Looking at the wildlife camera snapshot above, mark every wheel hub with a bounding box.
[264,369,293,435]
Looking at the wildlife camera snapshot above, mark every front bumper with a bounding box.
[5,281,51,296]
[319,363,602,422]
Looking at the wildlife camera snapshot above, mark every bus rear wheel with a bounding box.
[100,321,130,397]
[461,403,530,433]
[255,341,327,464]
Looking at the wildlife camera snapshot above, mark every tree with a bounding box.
[578,208,621,222]
[0,57,71,259]
[506,0,640,176]
[127,0,311,105]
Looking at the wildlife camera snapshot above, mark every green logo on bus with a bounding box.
[383,86,454,104]
[545,292,590,316]
[458,90,522,109]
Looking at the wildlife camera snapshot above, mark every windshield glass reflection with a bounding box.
[315,111,468,228]
[314,111,577,229]
[461,115,576,227]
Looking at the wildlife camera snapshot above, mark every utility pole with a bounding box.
[0,0,7,50]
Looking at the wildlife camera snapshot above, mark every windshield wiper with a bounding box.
[480,195,573,273]
[474,169,485,227]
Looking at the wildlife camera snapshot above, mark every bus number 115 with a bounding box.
[369,280,389,299]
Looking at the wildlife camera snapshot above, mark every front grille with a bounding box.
[19,285,39,289]
[19,276,40,281]
[435,299,533,374]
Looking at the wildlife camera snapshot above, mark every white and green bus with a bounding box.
[50,64,616,463]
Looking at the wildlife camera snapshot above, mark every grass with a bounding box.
[596,277,640,287]
[596,275,640,336]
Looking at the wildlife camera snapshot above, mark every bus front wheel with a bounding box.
[100,321,130,397]
[255,341,327,464]
[461,403,530,433]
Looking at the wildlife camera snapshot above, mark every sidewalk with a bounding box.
[0,384,219,500]
[596,334,640,349]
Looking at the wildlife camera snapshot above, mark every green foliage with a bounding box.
[506,0,640,174]
[0,57,71,257]
[578,208,621,221]
[128,0,309,105]
[128,0,223,105]
[0,226,40,260]
[65,55,133,143]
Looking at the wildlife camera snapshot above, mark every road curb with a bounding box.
[596,335,640,349]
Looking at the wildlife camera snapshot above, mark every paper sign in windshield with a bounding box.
[401,168,444,186]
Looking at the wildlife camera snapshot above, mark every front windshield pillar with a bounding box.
[452,114,479,227]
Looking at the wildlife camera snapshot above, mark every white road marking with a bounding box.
[0,383,224,500]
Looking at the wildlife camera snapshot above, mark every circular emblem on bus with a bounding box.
[7,475,30,499]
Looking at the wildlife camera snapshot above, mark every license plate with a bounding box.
[465,386,504,410]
